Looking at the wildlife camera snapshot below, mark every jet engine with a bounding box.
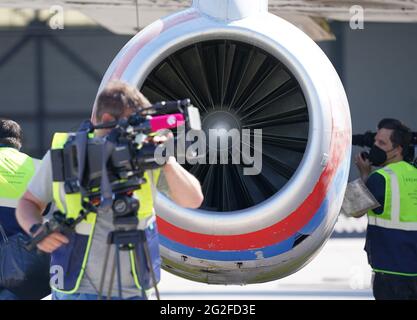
[96,0,352,284]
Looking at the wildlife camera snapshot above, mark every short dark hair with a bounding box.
[0,119,23,150]
[94,81,151,122]
[378,118,411,157]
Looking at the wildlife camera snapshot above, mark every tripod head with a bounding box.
[111,193,140,230]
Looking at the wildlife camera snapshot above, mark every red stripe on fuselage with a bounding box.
[157,127,350,251]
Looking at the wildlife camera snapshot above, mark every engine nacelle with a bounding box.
[96,0,352,284]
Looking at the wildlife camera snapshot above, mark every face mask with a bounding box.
[368,145,398,167]
[368,145,388,166]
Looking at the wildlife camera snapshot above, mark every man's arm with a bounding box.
[16,190,46,234]
[162,156,204,209]
[16,151,69,253]
[16,191,69,253]
[365,172,386,215]
[17,151,52,234]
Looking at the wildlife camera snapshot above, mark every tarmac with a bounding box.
[157,238,373,300]
[42,237,373,300]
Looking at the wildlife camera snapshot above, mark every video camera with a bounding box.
[353,131,417,164]
[53,99,200,194]
[26,99,201,250]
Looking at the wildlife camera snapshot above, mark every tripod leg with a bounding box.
[115,245,123,299]
[134,242,160,300]
[98,243,111,300]
[107,248,117,300]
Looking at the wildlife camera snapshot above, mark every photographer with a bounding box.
[354,118,417,300]
[16,81,204,300]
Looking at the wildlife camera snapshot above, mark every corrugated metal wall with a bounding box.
[0,21,129,158]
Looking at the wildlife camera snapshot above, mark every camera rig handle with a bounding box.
[24,209,91,251]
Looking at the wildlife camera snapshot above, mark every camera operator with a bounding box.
[354,118,417,300]
[16,81,204,300]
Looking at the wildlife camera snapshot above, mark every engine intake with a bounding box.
[96,0,352,284]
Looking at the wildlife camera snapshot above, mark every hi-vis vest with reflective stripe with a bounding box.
[0,147,36,208]
[50,133,160,294]
[368,161,417,231]
[0,147,37,237]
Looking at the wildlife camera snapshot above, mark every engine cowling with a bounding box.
[95,0,352,285]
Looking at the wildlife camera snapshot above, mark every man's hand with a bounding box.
[34,231,69,253]
[355,152,372,182]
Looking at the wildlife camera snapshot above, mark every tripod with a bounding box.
[97,229,160,300]
[97,197,160,300]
